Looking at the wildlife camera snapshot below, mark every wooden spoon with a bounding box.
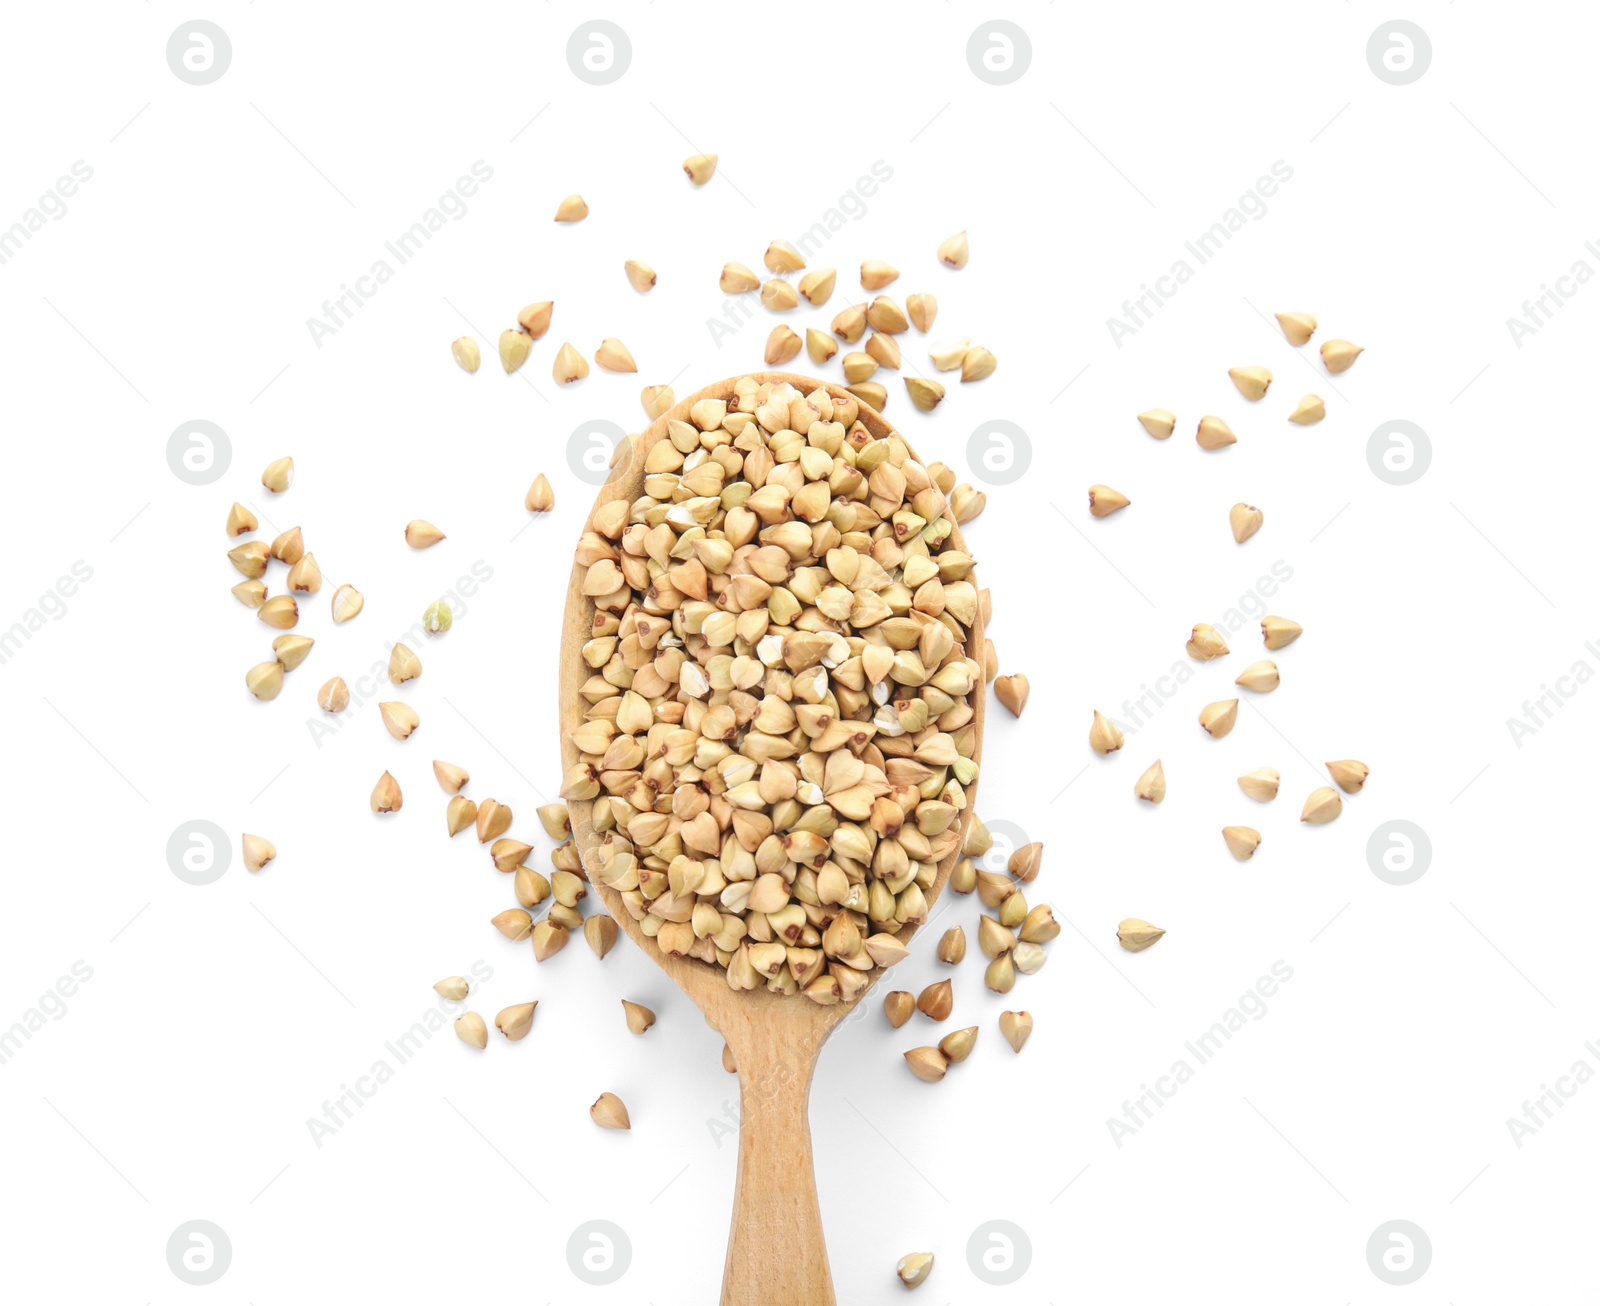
[560,372,984,1306]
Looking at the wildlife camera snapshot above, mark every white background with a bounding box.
[1,3,1593,1302]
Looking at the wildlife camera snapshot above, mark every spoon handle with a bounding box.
[720,1022,834,1306]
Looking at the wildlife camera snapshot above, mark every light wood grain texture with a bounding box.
[560,372,984,1306]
